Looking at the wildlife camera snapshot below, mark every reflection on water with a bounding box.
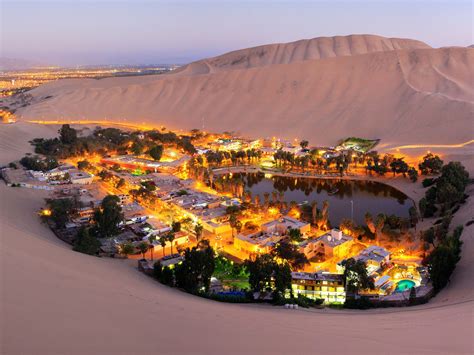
[221,172,413,226]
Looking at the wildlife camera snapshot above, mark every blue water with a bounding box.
[395,280,415,292]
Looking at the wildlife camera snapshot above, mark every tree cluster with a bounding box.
[174,243,216,293]
[44,197,77,228]
[93,195,124,238]
[340,258,375,294]
[20,155,59,172]
[419,161,469,218]
[73,226,100,255]
[426,226,463,292]
[245,254,292,299]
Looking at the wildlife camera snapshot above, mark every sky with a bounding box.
[1,0,473,66]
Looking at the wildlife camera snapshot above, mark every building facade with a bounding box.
[291,272,346,304]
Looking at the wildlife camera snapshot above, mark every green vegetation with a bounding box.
[58,124,78,144]
[174,242,216,293]
[419,153,444,175]
[299,140,309,150]
[245,254,292,299]
[30,124,196,160]
[389,158,409,177]
[407,167,418,182]
[213,256,249,290]
[422,178,436,187]
[427,226,463,292]
[340,258,375,294]
[152,262,175,286]
[288,228,303,242]
[202,149,262,167]
[20,155,58,172]
[137,241,149,259]
[77,160,92,171]
[420,161,469,218]
[271,240,309,270]
[338,137,379,153]
[73,227,100,255]
[194,223,203,242]
[44,198,76,228]
[93,195,123,238]
[149,145,164,161]
[119,242,134,256]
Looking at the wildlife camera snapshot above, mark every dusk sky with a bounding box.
[2,0,472,66]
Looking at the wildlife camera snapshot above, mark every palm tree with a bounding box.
[271,190,278,204]
[159,236,167,257]
[168,233,175,255]
[245,190,252,204]
[229,213,238,237]
[254,195,261,210]
[148,235,157,261]
[311,201,318,225]
[208,168,214,187]
[235,220,242,235]
[263,192,270,209]
[171,221,181,233]
[279,191,285,206]
[138,242,149,260]
[120,242,134,258]
[194,223,203,242]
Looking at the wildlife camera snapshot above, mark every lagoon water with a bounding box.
[222,173,414,226]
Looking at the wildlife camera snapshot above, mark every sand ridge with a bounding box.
[9,42,473,152]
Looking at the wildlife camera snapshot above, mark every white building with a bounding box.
[70,171,94,184]
[291,272,346,304]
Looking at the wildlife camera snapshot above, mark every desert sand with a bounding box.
[3,35,472,160]
[0,122,59,164]
[0,123,473,355]
[1,34,473,354]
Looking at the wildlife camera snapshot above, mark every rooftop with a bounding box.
[354,246,390,264]
[291,272,344,283]
[262,215,309,231]
[317,229,353,248]
[236,231,284,247]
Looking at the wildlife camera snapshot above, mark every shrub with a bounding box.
[344,297,373,309]
[160,266,175,286]
[422,178,435,188]
[73,227,100,255]
[204,292,252,303]
[152,261,162,280]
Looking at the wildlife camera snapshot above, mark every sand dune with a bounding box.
[1,180,473,355]
[1,35,473,354]
[13,45,474,151]
[175,34,430,75]
[0,122,59,165]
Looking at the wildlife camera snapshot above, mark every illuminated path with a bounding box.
[25,119,160,131]
[23,119,474,155]
[391,140,474,150]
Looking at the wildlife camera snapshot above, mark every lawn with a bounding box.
[213,255,250,290]
[338,137,379,153]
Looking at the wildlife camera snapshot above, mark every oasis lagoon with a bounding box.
[214,172,414,226]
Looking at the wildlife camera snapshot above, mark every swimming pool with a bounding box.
[395,280,416,292]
